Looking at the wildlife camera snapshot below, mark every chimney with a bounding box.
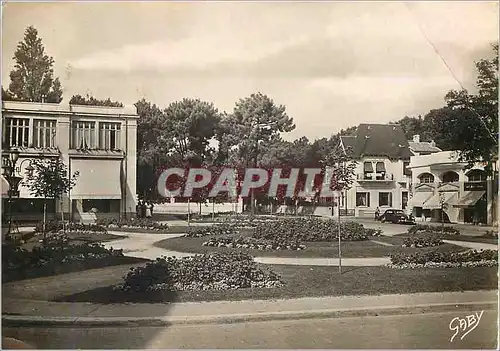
[413,135,420,142]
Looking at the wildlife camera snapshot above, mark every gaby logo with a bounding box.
[449,310,484,342]
[156,167,344,199]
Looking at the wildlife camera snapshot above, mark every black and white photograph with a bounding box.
[1,1,498,349]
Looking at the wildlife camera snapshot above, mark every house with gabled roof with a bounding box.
[339,123,412,218]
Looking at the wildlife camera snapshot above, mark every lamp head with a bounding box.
[9,148,20,164]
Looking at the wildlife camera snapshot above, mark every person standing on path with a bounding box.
[145,202,152,218]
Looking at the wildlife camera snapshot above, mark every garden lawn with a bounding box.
[154,232,466,258]
[54,264,498,304]
[3,255,147,283]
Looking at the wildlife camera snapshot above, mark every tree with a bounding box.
[135,99,169,199]
[228,92,295,212]
[69,94,124,107]
[163,98,221,166]
[23,158,79,244]
[7,26,63,103]
[436,44,498,167]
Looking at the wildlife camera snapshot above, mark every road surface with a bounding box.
[3,309,496,349]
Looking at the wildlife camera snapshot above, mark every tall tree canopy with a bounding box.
[6,26,63,103]
[69,94,123,107]
[227,92,295,167]
[440,44,498,165]
[163,98,221,166]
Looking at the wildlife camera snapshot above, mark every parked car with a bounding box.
[378,209,416,224]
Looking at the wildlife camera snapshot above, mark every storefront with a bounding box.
[454,181,487,224]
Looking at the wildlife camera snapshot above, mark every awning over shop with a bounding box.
[453,191,485,208]
[375,162,386,172]
[70,159,122,199]
[363,162,373,172]
[409,191,433,207]
[423,192,458,210]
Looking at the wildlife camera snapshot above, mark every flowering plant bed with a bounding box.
[202,235,305,251]
[407,224,460,236]
[183,225,239,238]
[389,249,498,268]
[96,218,169,232]
[35,220,107,234]
[114,252,283,292]
[2,238,138,282]
[402,234,443,248]
[253,218,380,242]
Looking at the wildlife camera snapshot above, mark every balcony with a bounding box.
[356,172,394,183]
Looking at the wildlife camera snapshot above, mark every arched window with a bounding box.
[442,171,459,183]
[466,169,487,182]
[418,173,435,184]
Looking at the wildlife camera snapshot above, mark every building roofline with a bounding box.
[2,101,138,118]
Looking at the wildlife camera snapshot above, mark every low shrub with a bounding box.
[96,218,168,231]
[117,252,283,292]
[253,218,374,242]
[408,224,460,236]
[402,234,443,248]
[202,235,305,251]
[35,220,107,234]
[2,238,124,280]
[390,249,498,267]
[183,224,239,238]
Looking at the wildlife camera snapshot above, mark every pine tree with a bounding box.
[8,26,63,103]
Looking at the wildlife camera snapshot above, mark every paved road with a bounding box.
[3,309,496,349]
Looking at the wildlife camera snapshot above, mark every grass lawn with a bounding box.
[105,227,170,234]
[154,231,466,258]
[2,256,148,283]
[54,264,498,304]
[394,232,499,245]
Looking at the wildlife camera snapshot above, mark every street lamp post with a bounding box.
[438,191,446,236]
[2,148,34,239]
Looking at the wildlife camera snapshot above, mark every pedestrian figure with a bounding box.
[375,206,380,221]
[145,202,152,218]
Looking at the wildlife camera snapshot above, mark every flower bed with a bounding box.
[253,218,377,242]
[389,249,498,268]
[2,235,126,282]
[96,218,169,232]
[402,234,443,248]
[202,235,305,251]
[35,220,107,234]
[115,252,283,292]
[408,224,460,236]
[183,225,239,238]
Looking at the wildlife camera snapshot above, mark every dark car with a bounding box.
[379,209,416,224]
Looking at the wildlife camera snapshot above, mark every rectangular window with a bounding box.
[379,192,392,207]
[71,121,96,149]
[356,192,370,207]
[82,199,120,213]
[99,122,121,150]
[402,191,408,209]
[3,118,29,147]
[33,119,56,148]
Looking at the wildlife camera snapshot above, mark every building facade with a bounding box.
[1,101,138,222]
[408,150,496,225]
[339,124,413,218]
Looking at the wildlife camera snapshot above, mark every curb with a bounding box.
[3,301,496,327]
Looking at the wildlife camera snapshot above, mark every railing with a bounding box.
[356,173,394,181]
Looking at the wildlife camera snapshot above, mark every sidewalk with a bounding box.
[3,290,497,326]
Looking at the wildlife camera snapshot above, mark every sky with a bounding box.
[2,1,498,141]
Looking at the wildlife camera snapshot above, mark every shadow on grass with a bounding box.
[53,264,498,304]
